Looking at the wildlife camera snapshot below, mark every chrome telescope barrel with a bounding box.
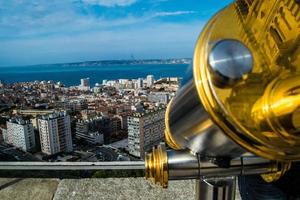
[166,76,245,158]
[145,144,289,188]
[167,151,275,180]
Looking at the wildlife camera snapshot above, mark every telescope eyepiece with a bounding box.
[208,39,253,87]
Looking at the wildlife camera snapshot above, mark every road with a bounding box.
[95,147,118,161]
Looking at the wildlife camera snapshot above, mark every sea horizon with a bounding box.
[0,63,189,87]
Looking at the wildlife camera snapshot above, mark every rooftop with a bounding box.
[8,118,30,126]
[131,107,166,118]
[39,112,68,120]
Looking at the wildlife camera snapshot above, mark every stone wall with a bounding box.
[0,178,241,200]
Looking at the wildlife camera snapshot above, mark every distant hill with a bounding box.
[58,58,192,67]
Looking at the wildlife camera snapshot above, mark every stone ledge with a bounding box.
[0,178,241,200]
[0,178,59,200]
[54,178,195,200]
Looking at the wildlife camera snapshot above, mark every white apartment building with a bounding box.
[146,75,154,87]
[38,112,73,155]
[76,131,104,145]
[128,107,165,159]
[137,78,143,89]
[80,78,90,87]
[75,118,104,145]
[148,92,171,104]
[5,119,36,152]
[79,78,90,91]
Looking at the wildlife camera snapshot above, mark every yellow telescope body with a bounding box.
[145,0,300,192]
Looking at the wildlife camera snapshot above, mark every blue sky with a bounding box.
[0,0,232,66]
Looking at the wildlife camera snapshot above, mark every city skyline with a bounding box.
[0,0,232,67]
[0,74,178,162]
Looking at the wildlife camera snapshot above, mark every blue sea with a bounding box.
[0,64,189,87]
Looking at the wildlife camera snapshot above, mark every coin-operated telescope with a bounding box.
[145,0,300,199]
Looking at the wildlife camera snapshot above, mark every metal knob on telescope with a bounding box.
[208,39,253,88]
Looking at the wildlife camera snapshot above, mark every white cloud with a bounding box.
[0,21,205,66]
[0,4,197,39]
[0,0,203,66]
[82,0,137,7]
[0,0,198,39]
[153,11,197,17]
